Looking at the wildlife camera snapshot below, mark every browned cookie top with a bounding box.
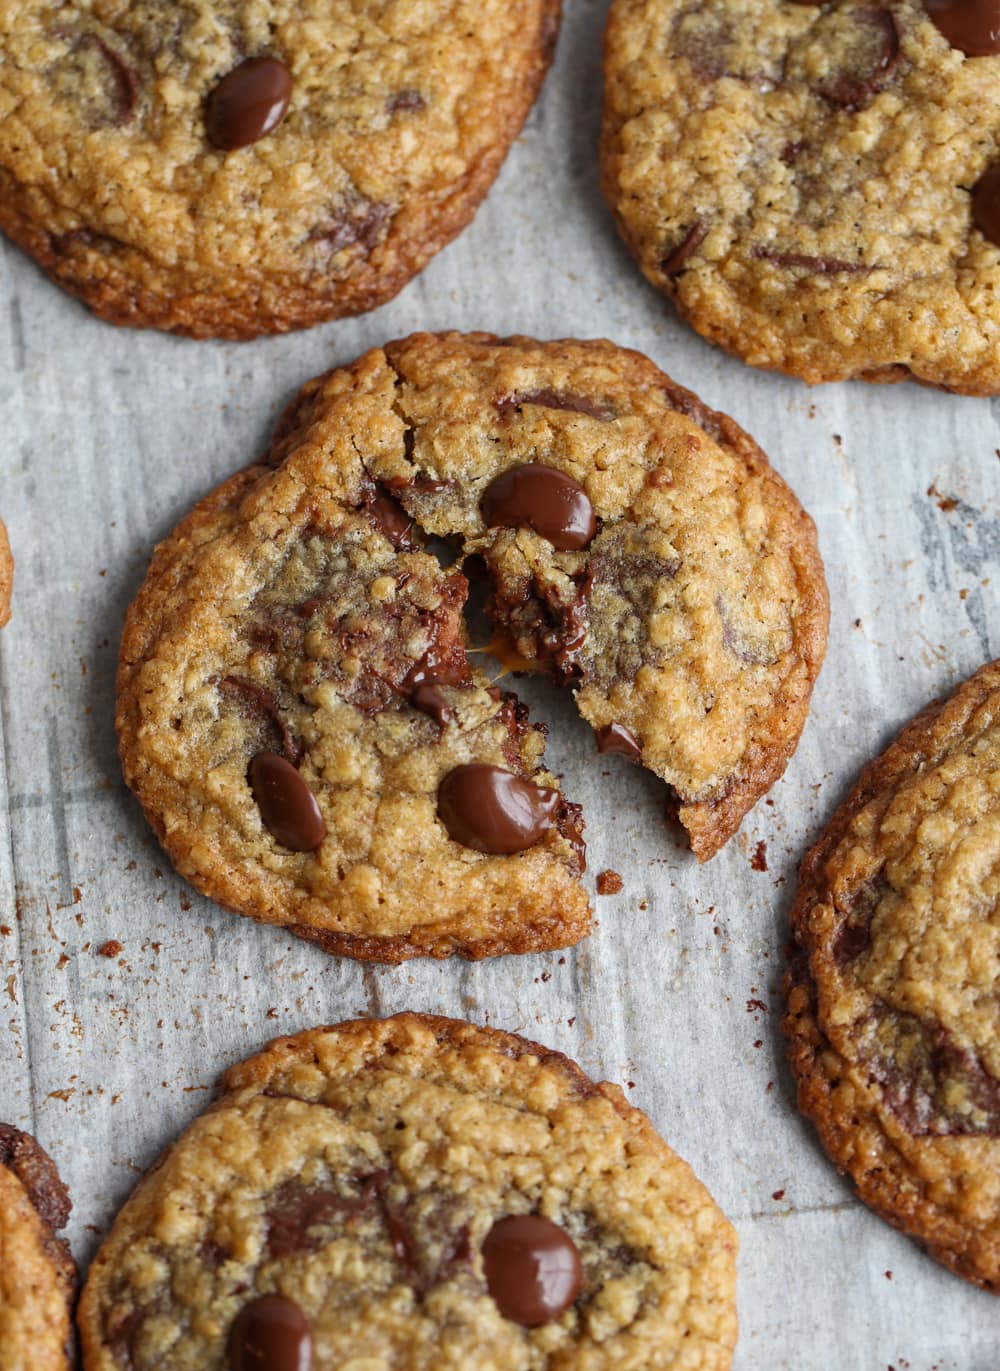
[784,659,1000,1291]
[0,1125,75,1371]
[602,0,1000,392]
[77,1014,738,1370]
[116,332,826,962]
[0,518,11,628]
[0,0,557,338]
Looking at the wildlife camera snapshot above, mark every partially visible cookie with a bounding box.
[784,660,1000,1291]
[78,1013,738,1370]
[0,518,11,627]
[0,1,558,338]
[602,0,1000,392]
[0,1124,75,1370]
[117,332,827,962]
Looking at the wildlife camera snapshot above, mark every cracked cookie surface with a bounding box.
[77,1013,738,1371]
[0,1125,75,1371]
[0,518,11,627]
[0,0,557,338]
[117,332,826,961]
[784,659,1000,1291]
[602,0,1000,391]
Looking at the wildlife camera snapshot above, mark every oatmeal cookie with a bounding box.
[0,1125,75,1370]
[602,0,1000,391]
[77,1013,738,1370]
[784,659,1000,1291]
[0,0,558,338]
[0,518,11,627]
[117,332,827,961]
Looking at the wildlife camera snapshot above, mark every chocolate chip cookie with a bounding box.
[117,332,827,961]
[77,1014,738,1370]
[0,518,11,627]
[784,660,1000,1291]
[602,0,1000,392]
[0,1125,75,1370]
[0,1,558,338]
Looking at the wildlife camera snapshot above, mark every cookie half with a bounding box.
[117,332,827,960]
[784,660,1000,1291]
[0,1125,75,1370]
[0,1,557,338]
[602,0,1000,392]
[78,1013,738,1370]
[0,518,11,627]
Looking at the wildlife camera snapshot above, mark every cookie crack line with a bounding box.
[116,332,828,962]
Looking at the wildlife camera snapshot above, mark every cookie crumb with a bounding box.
[596,869,624,895]
[750,840,768,872]
[771,1189,784,1201]
[97,940,123,959]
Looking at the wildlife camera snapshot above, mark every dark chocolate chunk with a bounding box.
[815,6,901,109]
[249,752,326,852]
[662,221,708,276]
[750,246,874,275]
[925,0,1000,54]
[482,1215,583,1327]
[437,765,561,854]
[227,1295,312,1371]
[496,390,615,422]
[205,57,292,151]
[481,464,597,552]
[972,163,1000,246]
[595,722,642,762]
[266,1175,385,1259]
[410,682,453,727]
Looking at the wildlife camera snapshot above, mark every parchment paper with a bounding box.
[1,3,997,1366]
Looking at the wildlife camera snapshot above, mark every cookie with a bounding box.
[0,518,11,627]
[783,660,1000,1291]
[0,1124,75,1370]
[0,2,558,339]
[601,0,1000,392]
[116,332,827,961]
[78,1013,738,1370]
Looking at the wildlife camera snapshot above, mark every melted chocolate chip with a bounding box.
[595,722,642,762]
[815,6,901,109]
[359,475,417,550]
[972,163,1000,246]
[437,765,561,854]
[205,57,292,151]
[308,198,392,258]
[219,677,303,766]
[481,464,597,552]
[926,0,1000,54]
[266,1176,385,1259]
[865,1008,1000,1136]
[482,1215,583,1327]
[410,682,453,727]
[386,89,426,113]
[228,1295,312,1371]
[662,221,708,276]
[496,390,615,422]
[249,753,326,851]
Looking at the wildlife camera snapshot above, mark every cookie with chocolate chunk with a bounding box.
[118,333,825,959]
[0,1125,75,1370]
[0,1,557,338]
[602,0,1000,392]
[78,1013,738,1371]
[0,518,11,627]
[784,660,1000,1291]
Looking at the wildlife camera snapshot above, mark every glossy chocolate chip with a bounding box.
[437,765,561,854]
[972,163,1000,245]
[249,752,326,852]
[482,1215,583,1327]
[205,57,291,151]
[410,682,453,727]
[595,722,642,762]
[228,1295,312,1371]
[481,464,597,552]
[926,0,1000,54]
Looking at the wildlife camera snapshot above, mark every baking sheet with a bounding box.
[0,2,997,1365]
